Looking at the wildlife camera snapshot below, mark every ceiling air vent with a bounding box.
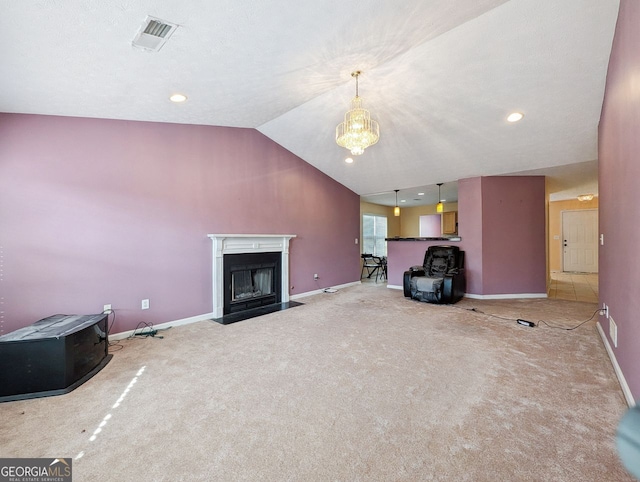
[132,16,178,52]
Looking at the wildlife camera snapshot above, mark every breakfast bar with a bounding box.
[385,237,463,289]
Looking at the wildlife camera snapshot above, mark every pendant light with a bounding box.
[436,183,444,213]
[394,189,400,217]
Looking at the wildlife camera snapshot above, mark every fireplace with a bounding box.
[224,252,281,315]
[208,234,296,320]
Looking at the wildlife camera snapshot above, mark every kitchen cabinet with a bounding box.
[442,211,458,235]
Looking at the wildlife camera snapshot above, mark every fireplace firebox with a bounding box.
[223,252,281,315]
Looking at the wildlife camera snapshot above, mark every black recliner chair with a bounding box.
[403,245,465,304]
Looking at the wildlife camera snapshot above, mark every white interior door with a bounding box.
[562,210,598,273]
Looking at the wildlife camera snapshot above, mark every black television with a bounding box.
[0,314,112,402]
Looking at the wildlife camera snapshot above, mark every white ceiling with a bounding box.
[0,0,619,204]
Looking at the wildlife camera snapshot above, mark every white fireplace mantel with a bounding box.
[207,234,296,319]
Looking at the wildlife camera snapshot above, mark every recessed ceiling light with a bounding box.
[345,157,354,164]
[418,192,424,196]
[507,112,524,122]
[400,200,406,203]
[170,93,187,103]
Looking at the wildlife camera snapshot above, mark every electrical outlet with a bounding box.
[355,238,358,245]
[141,299,150,310]
[103,304,112,312]
[314,273,319,280]
[610,317,618,348]
[600,234,604,246]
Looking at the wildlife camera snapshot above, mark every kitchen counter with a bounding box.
[386,236,461,242]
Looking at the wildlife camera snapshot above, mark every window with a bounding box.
[362,214,388,256]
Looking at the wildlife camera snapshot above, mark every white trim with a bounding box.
[290,281,361,300]
[109,312,215,341]
[464,293,547,300]
[388,285,545,300]
[387,285,548,300]
[207,234,296,319]
[596,322,636,407]
[110,280,361,340]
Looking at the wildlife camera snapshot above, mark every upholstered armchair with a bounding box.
[403,245,465,304]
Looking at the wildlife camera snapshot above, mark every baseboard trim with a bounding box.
[464,293,548,300]
[110,281,363,339]
[596,321,636,407]
[388,285,547,300]
[110,312,215,340]
[290,281,361,300]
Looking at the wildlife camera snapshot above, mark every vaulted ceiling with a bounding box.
[0,0,619,205]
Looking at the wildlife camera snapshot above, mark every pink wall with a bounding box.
[0,114,360,335]
[457,176,545,296]
[458,177,483,294]
[480,176,546,295]
[598,0,640,401]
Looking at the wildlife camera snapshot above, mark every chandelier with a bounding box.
[336,71,380,156]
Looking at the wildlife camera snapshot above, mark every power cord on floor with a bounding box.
[465,307,514,322]
[536,308,603,330]
[102,308,124,352]
[461,306,604,331]
[129,322,171,339]
[314,276,339,293]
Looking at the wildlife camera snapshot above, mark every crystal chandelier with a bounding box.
[336,71,380,156]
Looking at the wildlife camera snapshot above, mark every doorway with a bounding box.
[562,209,598,273]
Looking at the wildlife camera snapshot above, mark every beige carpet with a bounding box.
[0,284,633,481]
